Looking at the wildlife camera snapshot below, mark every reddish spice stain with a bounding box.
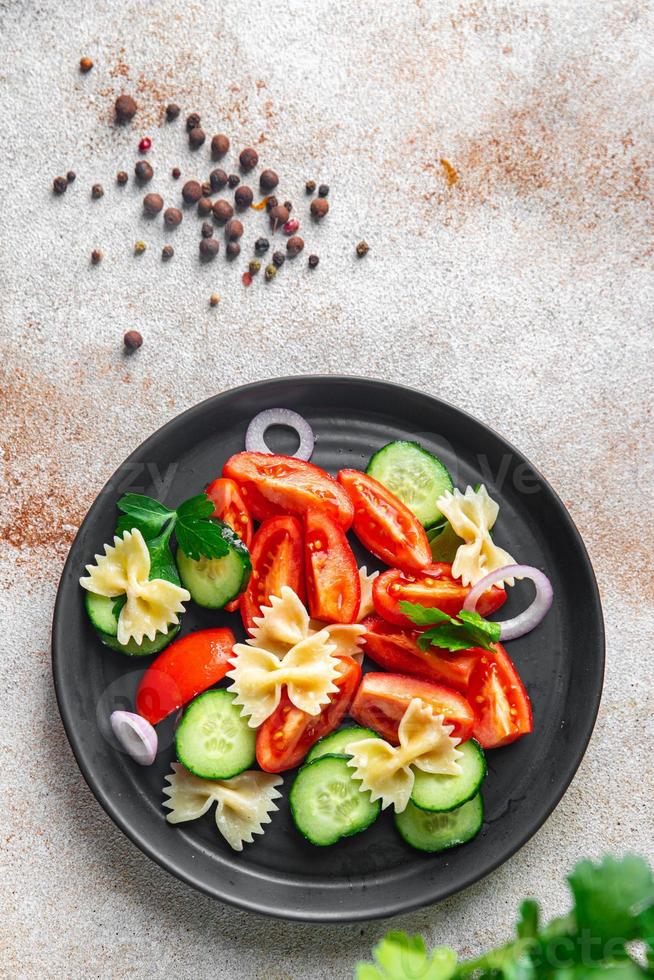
[440,158,459,186]
[250,196,270,211]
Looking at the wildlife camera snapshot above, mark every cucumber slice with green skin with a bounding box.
[176,525,251,609]
[410,740,486,812]
[366,441,454,528]
[306,727,381,763]
[175,690,256,780]
[289,754,381,846]
[395,794,484,852]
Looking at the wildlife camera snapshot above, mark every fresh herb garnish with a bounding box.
[399,601,501,653]
[116,491,229,562]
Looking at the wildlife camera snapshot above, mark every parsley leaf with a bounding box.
[399,601,500,654]
[569,855,654,950]
[175,516,229,561]
[176,493,215,521]
[399,602,452,627]
[357,932,457,980]
[116,493,175,539]
[114,490,229,561]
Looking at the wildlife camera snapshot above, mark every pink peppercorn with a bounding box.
[138,136,152,152]
[283,218,300,235]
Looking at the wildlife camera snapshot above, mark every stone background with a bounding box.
[1,0,652,976]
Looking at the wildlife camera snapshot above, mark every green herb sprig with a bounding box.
[116,491,229,561]
[399,601,501,653]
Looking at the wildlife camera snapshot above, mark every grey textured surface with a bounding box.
[1,0,653,976]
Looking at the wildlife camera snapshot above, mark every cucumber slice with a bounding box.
[395,794,484,852]
[306,727,381,763]
[366,441,453,527]
[411,740,486,812]
[84,591,179,657]
[175,689,255,780]
[289,754,381,846]
[176,525,251,609]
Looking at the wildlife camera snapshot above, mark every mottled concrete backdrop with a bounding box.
[1,0,653,976]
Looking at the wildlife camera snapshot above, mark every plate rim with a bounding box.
[52,374,605,922]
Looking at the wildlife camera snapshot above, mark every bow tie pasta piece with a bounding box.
[318,622,367,662]
[228,629,340,727]
[163,763,283,851]
[436,485,516,587]
[79,528,190,644]
[247,585,311,655]
[357,566,379,621]
[347,698,462,812]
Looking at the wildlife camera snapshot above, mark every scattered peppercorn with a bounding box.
[308,254,319,269]
[124,330,143,351]
[202,180,212,196]
[211,134,230,159]
[212,198,234,223]
[134,160,154,183]
[181,179,203,203]
[143,192,164,214]
[356,240,369,257]
[91,183,104,199]
[272,250,285,267]
[310,197,329,219]
[266,196,278,212]
[171,167,181,180]
[265,263,277,281]
[117,170,129,185]
[115,94,137,123]
[189,126,206,148]
[134,240,147,254]
[201,221,213,238]
[255,237,270,254]
[166,103,180,121]
[234,185,253,209]
[228,173,240,188]
[199,238,220,260]
[225,218,244,241]
[209,293,220,306]
[163,207,183,227]
[242,271,253,287]
[249,259,261,274]
[283,218,300,235]
[269,204,289,228]
[186,112,201,131]
[210,168,228,191]
[139,136,152,152]
[286,235,304,256]
[226,241,241,259]
[66,170,76,183]
[239,147,259,171]
[197,196,213,216]
[79,56,93,72]
[259,168,279,192]
[318,183,329,197]
[162,244,174,260]
[91,248,103,264]
[305,179,316,194]
[283,200,293,212]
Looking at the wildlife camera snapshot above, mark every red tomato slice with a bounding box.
[373,563,506,627]
[337,469,431,572]
[206,476,253,549]
[468,643,533,749]
[304,509,361,624]
[240,516,305,633]
[223,452,354,529]
[256,655,362,772]
[361,615,479,692]
[350,671,475,744]
[135,628,235,725]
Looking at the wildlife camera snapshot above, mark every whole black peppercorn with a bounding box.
[272,250,285,268]
[310,197,329,219]
[234,185,253,209]
[166,103,180,121]
[53,175,68,194]
[123,329,143,351]
[162,244,174,260]
[211,134,230,159]
[91,249,103,264]
[91,183,104,199]
[212,198,234,223]
[255,237,270,254]
[225,218,244,241]
[249,259,261,274]
[210,168,228,192]
[135,160,154,183]
[305,179,316,194]
[265,263,277,281]
[117,170,129,185]
[259,169,279,192]
[226,241,241,259]
[181,180,203,203]
[308,254,320,268]
[66,170,76,183]
[286,235,304,256]
[186,112,201,131]
[171,167,181,180]
[163,207,183,227]
[115,94,137,122]
[228,173,240,189]
[189,127,206,148]
[197,196,213,216]
[199,238,220,260]
[143,192,164,214]
[201,221,213,238]
[356,240,370,257]
[283,200,293,212]
[269,204,289,228]
[239,147,258,171]
[318,183,329,197]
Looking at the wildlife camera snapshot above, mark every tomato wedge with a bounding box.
[206,477,254,612]
[223,452,354,529]
[304,509,360,624]
[361,615,479,692]
[468,643,533,749]
[256,655,362,772]
[135,628,235,725]
[373,563,506,627]
[337,469,431,572]
[240,516,305,633]
[350,672,474,744]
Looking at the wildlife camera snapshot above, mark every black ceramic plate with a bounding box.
[52,376,604,922]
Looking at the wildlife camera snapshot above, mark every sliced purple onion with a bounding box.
[463,564,553,641]
[245,408,315,461]
[110,710,158,766]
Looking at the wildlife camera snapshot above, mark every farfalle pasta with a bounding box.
[163,763,282,851]
[347,698,463,813]
[436,485,516,587]
[357,565,379,621]
[79,528,190,645]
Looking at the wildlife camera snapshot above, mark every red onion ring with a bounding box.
[463,564,553,641]
[245,408,315,461]
[110,710,158,766]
